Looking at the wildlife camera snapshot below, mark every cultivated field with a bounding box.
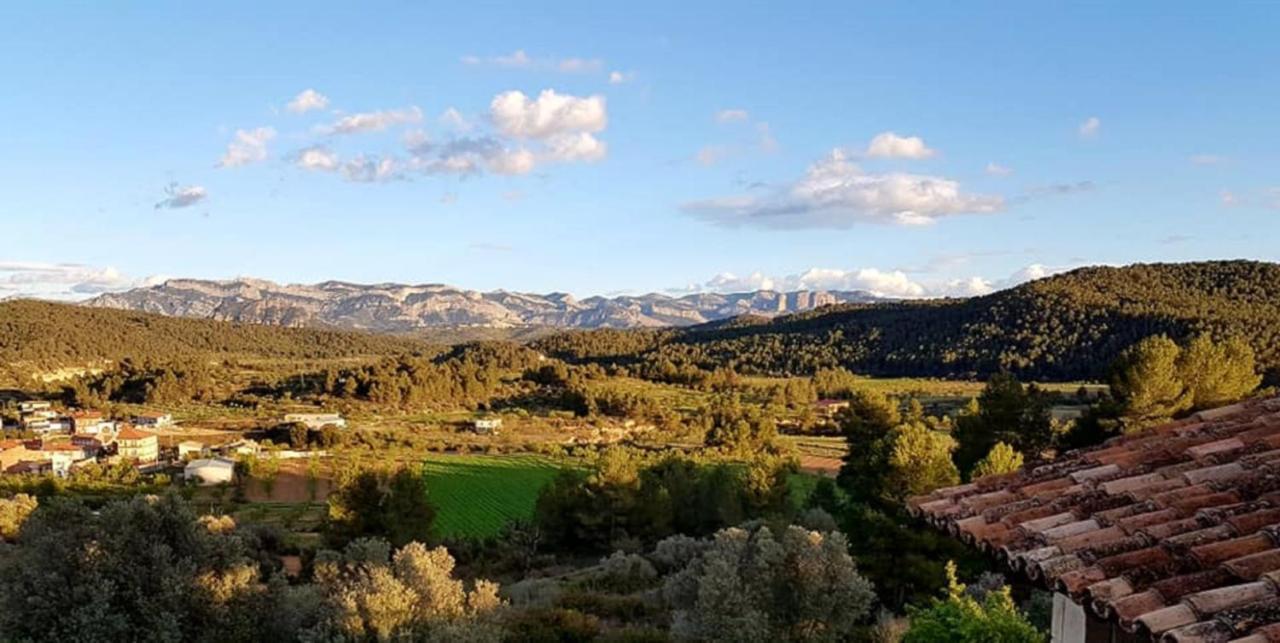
[420,454,564,539]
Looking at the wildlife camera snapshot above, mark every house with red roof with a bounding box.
[114,426,159,463]
[909,395,1280,642]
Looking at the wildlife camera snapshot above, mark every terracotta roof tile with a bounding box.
[1184,463,1250,486]
[1058,526,1129,553]
[1228,510,1280,535]
[1162,619,1234,643]
[909,396,1280,638]
[1182,438,1244,461]
[1169,492,1246,516]
[1190,534,1276,568]
[1215,598,1280,639]
[1115,590,1172,625]
[1234,622,1280,642]
[1223,550,1280,581]
[1017,476,1075,498]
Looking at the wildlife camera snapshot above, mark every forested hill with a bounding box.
[537,261,1280,382]
[0,300,435,380]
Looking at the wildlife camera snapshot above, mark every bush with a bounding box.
[903,562,1042,643]
[589,552,659,593]
[501,608,600,643]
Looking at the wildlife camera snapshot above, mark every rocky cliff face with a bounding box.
[85,278,880,332]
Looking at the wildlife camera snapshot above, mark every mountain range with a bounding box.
[85,278,882,332]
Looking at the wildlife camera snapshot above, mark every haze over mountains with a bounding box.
[85,278,882,331]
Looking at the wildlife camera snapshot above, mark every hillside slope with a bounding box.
[0,300,434,382]
[540,261,1280,381]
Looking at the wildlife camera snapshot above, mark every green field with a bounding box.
[421,454,564,539]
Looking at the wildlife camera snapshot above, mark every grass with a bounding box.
[420,454,565,539]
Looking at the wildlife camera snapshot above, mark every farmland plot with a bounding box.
[420,454,563,539]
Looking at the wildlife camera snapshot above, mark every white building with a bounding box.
[69,411,114,435]
[472,418,503,434]
[132,412,173,428]
[177,440,207,460]
[18,401,51,414]
[283,413,346,429]
[184,457,236,485]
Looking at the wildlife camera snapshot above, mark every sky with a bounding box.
[2,2,1278,300]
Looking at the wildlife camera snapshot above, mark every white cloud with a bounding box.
[1221,190,1238,206]
[492,50,533,68]
[1078,116,1101,138]
[557,57,604,73]
[319,106,423,135]
[675,263,1074,299]
[0,261,159,300]
[1190,154,1229,165]
[545,132,607,163]
[491,90,606,139]
[155,183,208,209]
[715,109,750,123]
[608,70,633,84]
[340,155,403,183]
[293,146,339,171]
[217,127,276,168]
[438,107,471,132]
[696,145,728,166]
[1267,188,1280,210]
[286,89,329,114]
[985,162,1013,176]
[865,132,936,159]
[683,149,1002,229]
[464,50,605,74]
[488,148,537,175]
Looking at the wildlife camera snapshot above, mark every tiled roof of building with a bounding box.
[115,426,155,441]
[908,395,1280,642]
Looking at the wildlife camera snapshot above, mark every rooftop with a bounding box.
[115,426,155,441]
[909,395,1280,642]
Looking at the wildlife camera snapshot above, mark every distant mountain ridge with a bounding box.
[536,260,1280,381]
[85,278,882,331]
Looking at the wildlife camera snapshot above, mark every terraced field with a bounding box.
[420,454,564,539]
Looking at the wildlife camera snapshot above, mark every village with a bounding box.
[0,401,357,486]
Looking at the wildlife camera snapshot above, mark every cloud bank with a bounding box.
[672,263,1074,299]
[683,149,1002,228]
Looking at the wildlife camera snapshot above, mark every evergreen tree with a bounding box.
[886,422,960,500]
[971,442,1024,479]
[953,374,1051,475]
[835,390,901,506]
[1110,335,1192,428]
[1178,334,1262,410]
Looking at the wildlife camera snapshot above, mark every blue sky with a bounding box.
[2,2,1277,299]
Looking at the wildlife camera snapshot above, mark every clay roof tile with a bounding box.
[1170,492,1247,516]
[1162,620,1235,643]
[1226,509,1280,536]
[1185,463,1251,486]
[1104,473,1172,496]
[1118,509,1188,534]
[1058,526,1130,554]
[1020,512,1078,534]
[1097,546,1176,577]
[1184,582,1278,619]
[1072,464,1125,483]
[1114,589,1170,626]
[1190,534,1277,569]
[1188,438,1249,461]
[1133,479,1196,502]
[1223,550,1280,581]
[1017,476,1075,498]
[1142,517,1214,542]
